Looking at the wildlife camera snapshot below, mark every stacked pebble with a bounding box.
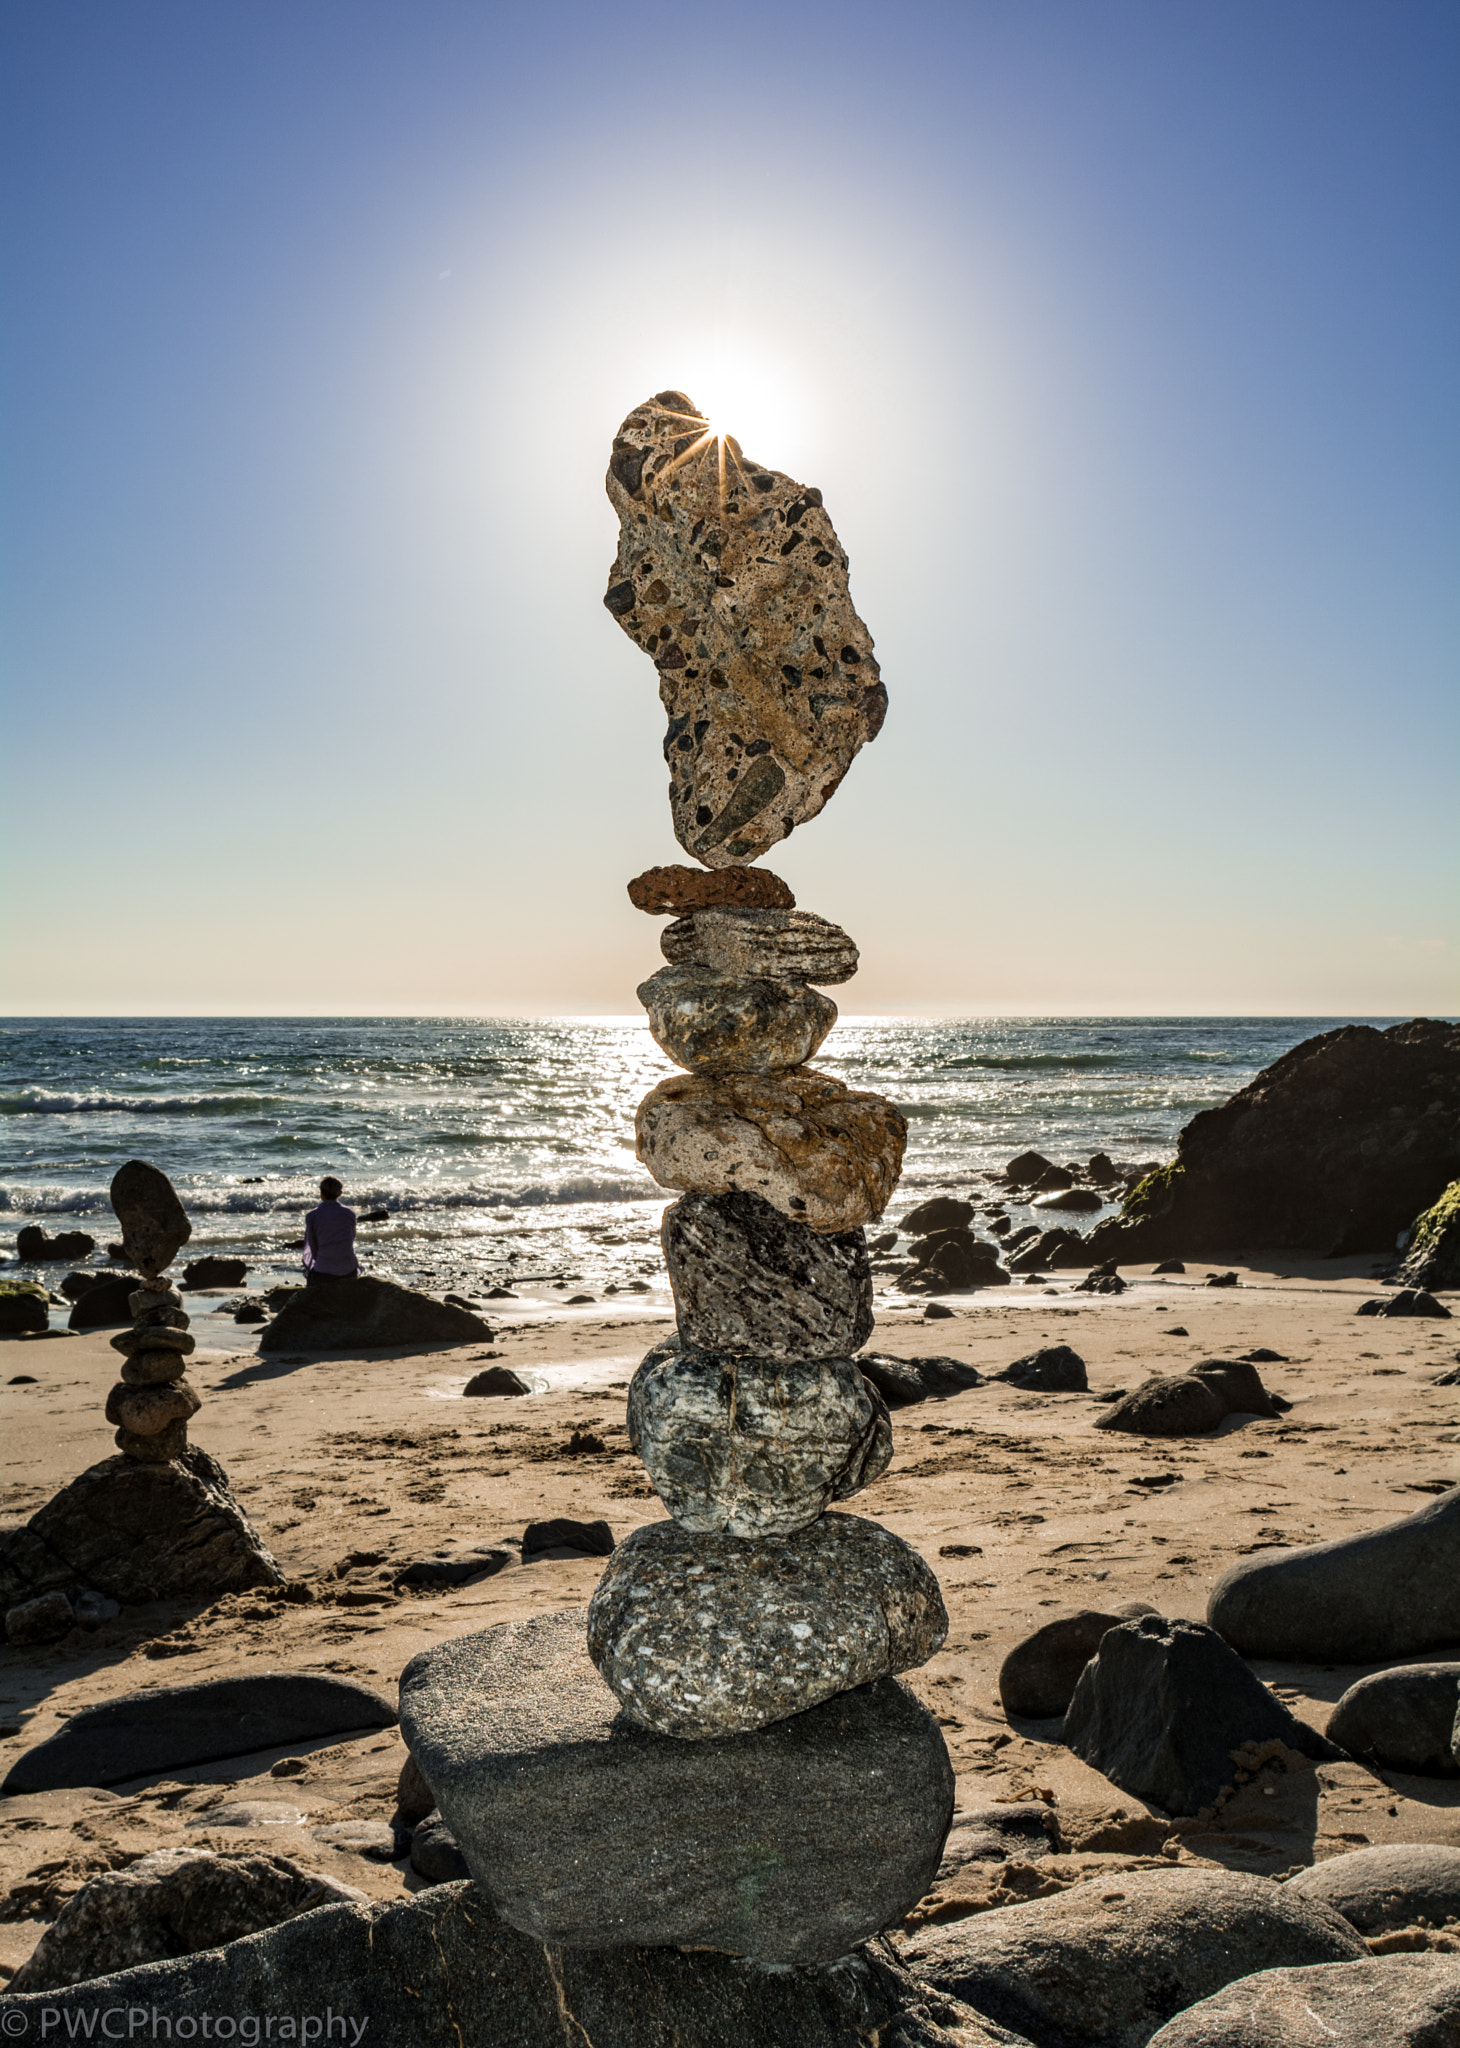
[586,865,948,1741]
[101,1161,198,1465]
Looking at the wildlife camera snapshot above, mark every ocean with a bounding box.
[1,1016,1384,1305]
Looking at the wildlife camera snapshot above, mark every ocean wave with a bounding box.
[0,1171,661,1219]
[0,1090,281,1116]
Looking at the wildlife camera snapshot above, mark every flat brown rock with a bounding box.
[627,864,794,914]
[604,391,887,867]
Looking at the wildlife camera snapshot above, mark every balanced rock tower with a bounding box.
[103,1161,203,1461]
[400,393,953,1963]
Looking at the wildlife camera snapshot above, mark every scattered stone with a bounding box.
[1005,1151,1055,1183]
[1205,1270,1240,1287]
[312,1821,403,1862]
[998,1603,1159,1719]
[638,962,837,1074]
[1033,1187,1104,1211]
[1145,1955,1460,2048]
[627,1339,891,1537]
[905,1231,1008,1291]
[1153,1259,1186,1274]
[661,907,860,984]
[636,1068,907,1232]
[1356,1289,1453,1319]
[997,1345,1087,1393]
[400,1608,952,1959]
[397,1546,513,1588]
[604,391,887,868]
[1096,1359,1287,1436]
[1084,1019,1460,1263]
[1063,1614,1341,1814]
[66,1275,145,1328]
[1208,1486,1460,1662]
[58,1269,109,1300]
[110,1159,192,1278]
[233,1300,267,1323]
[0,1278,49,1333]
[906,1867,1364,2048]
[182,1256,248,1287]
[2,1669,396,1793]
[662,1189,873,1357]
[409,1811,471,1884]
[5,1588,74,1646]
[586,1513,946,1738]
[1033,1166,1075,1192]
[902,1197,976,1235]
[16,1225,97,1261]
[7,1848,367,1995]
[858,1354,932,1405]
[1008,1227,1085,1273]
[923,1301,956,1320]
[463,1366,532,1397]
[1088,1153,1117,1181]
[628,864,796,915]
[521,1517,615,1562]
[1397,1178,1460,1294]
[192,1801,307,1828]
[259,1276,494,1352]
[936,1803,1060,1875]
[1285,1843,1460,1935]
[1325,1665,1460,1776]
[395,1753,434,1826]
[72,1590,120,1627]
[912,1356,985,1394]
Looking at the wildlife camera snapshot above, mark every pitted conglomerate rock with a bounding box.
[661,906,859,984]
[627,1338,892,1537]
[604,391,887,869]
[586,1513,947,1739]
[662,1189,873,1356]
[636,1069,906,1232]
[110,1159,191,1279]
[627,864,795,915]
[638,963,836,1075]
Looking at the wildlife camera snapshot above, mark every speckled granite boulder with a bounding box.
[627,1339,892,1537]
[110,1159,191,1279]
[586,1514,946,1739]
[662,1190,873,1356]
[638,963,836,1075]
[1146,1956,1460,2048]
[399,1609,953,1961]
[662,907,859,984]
[636,1069,906,1231]
[604,391,886,869]
[1284,1843,1460,1936]
[628,864,795,915]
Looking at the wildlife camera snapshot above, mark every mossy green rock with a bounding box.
[1398,1178,1460,1291]
[0,1279,49,1334]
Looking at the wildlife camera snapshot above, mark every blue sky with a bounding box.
[3,0,1456,1014]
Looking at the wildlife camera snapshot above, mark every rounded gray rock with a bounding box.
[627,1339,892,1538]
[110,1159,192,1279]
[637,963,836,1075]
[662,1189,873,1358]
[997,1603,1158,1719]
[1284,1843,1460,1935]
[586,1512,947,1739]
[1326,1664,1460,1776]
[661,907,859,984]
[1145,1955,1460,2048]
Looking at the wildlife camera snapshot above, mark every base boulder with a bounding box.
[259,1276,493,1352]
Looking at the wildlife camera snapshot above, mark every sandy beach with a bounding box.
[4,1257,1457,1980]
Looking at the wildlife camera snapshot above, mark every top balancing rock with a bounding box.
[604,391,886,868]
[109,1160,191,1281]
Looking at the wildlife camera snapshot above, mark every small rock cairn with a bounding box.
[591,394,951,1892]
[102,1161,200,1464]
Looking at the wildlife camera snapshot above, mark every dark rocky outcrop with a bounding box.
[1325,1665,1460,1776]
[67,1274,143,1328]
[1084,1019,1460,1262]
[3,1670,397,1793]
[1397,1178,1460,1293]
[16,1225,96,1262]
[1063,1615,1340,1815]
[1095,1360,1287,1437]
[259,1276,493,1352]
[0,1278,49,1333]
[1146,1955,1460,2047]
[1355,1288,1452,1319]
[1208,1486,1460,1663]
[182,1255,249,1287]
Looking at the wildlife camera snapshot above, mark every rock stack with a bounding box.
[102,1161,201,1463]
[399,392,954,1965]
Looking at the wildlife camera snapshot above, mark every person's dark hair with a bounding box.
[320,1176,343,1200]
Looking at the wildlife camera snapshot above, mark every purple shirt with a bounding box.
[304,1200,358,1277]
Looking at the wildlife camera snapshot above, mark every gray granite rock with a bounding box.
[604,391,887,869]
[1145,1956,1460,2048]
[3,1669,395,1793]
[638,962,837,1074]
[586,1513,947,1738]
[1284,1843,1460,1935]
[628,1338,892,1537]
[662,1189,873,1357]
[904,1867,1365,2048]
[1063,1615,1340,1816]
[110,1159,191,1279]
[0,1446,280,1619]
[8,1848,366,1993]
[636,1068,907,1232]
[399,1609,953,1960]
[0,1879,1018,2046]
[998,1604,1158,1719]
[1325,1665,1460,1776]
[1208,1485,1460,1662]
[662,906,859,983]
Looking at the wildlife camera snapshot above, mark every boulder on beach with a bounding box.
[258,1275,494,1352]
[463,1366,531,1397]
[0,1278,49,1333]
[1325,1664,1460,1776]
[858,1352,983,1406]
[410,1811,471,1884]
[1005,1150,1055,1184]
[903,1867,1364,2048]
[1095,1359,1287,1437]
[998,1602,1158,1719]
[1063,1614,1341,1815]
[1084,1018,1460,1262]
[1284,1842,1460,1936]
[182,1255,248,1288]
[1146,1955,1460,2048]
[5,1589,76,1646]
[1207,1485,1460,1663]
[521,1517,615,1562]
[16,1225,96,1262]
[9,1848,366,1994]
[997,1345,1087,1393]
[1355,1288,1452,1319]
[1397,1178,1460,1293]
[904,1228,1009,1291]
